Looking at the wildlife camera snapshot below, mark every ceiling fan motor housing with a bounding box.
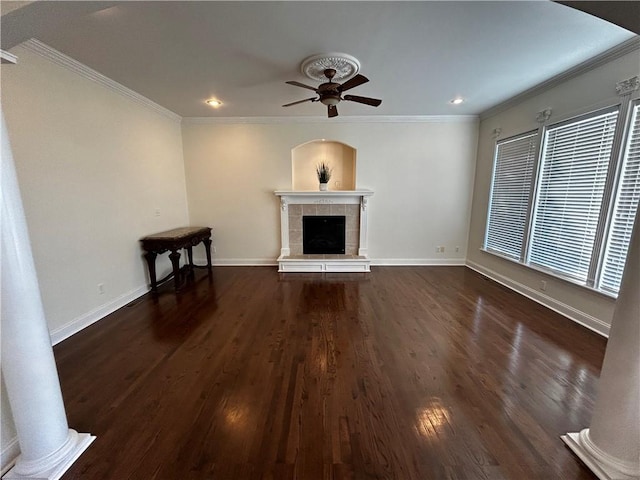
[317,78,341,105]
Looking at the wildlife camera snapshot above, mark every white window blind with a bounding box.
[484,132,537,260]
[599,103,640,293]
[528,109,619,282]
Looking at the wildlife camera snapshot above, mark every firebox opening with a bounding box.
[303,216,346,254]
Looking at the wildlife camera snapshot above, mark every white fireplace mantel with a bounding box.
[274,190,373,272]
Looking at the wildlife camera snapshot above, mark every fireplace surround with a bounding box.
[274,190,373,272]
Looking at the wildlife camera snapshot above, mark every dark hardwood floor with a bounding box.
[55,266,606,480]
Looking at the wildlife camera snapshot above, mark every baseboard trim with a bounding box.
[192,257,277,267]
[1,437,19,477]
[466,261,610,337]
[200,257,467,267]
[49,285,149,346]
[372,258,466,266]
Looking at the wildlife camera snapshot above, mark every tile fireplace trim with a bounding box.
[274,190,374,272]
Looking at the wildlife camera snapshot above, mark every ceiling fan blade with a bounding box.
[328,104,338,118]
[285,80,317,91]
[283,97,317,107]
[339,74,369,92]
[343,94,382,107]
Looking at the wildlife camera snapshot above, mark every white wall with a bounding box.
[1,45,189,469]
[466,47,640,335]
[2,46,190,337]
[181,119,478,265]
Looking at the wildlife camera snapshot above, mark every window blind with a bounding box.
[599,103,640,293]
[484,132,537,260]
[528,109,619,282]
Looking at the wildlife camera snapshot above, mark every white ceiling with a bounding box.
[2,1,637,118]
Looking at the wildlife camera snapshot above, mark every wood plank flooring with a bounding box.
[55,266,606,479]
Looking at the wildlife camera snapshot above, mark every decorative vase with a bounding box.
[319,183,328,191]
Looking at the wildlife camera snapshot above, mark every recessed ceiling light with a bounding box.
[450,97,464,105]
[206,99,223,107]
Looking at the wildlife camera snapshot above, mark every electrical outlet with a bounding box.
[97,283,105,295]
[455,246,460,253]
[334,180,341,188]
[540,280,547,291]
[213,246,217,254]
[154,208,161,217]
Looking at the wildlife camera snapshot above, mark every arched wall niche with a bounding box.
[291,139,356,191]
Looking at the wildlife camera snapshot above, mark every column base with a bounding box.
[562,429,639,480]
[3,430,95,480]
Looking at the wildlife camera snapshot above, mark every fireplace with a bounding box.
[274,190,373,272]
[303,216,346,254]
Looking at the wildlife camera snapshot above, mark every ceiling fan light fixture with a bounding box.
[206,98,223,107]
[320,95,341,106]
[450,97,464,105]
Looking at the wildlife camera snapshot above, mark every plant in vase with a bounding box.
[316,162,332,191]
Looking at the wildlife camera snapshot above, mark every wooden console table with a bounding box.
[140,226,212,292]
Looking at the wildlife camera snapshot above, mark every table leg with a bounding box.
[186,246,195,277]
[169,250,182,291]
[144,251,158,292]
[203,237,213,271]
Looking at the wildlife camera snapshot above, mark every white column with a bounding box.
[562,205,640,480]
[1,108,95,479]
[279,196,290,257]
[358,195,369,257]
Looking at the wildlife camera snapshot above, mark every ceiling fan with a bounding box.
[283,68,382,118]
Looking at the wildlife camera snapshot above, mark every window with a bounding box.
[528,108,619,282]
[485,132,537,260]
[484,102,640,296]
[599,102,640,293]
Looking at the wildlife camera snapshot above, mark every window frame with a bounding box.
[526,105,621,285]
[482,98,640,298]
[596,98,640,293]
[484,130,539,262]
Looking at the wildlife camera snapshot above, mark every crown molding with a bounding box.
[21,39,181,123]
[182,115,478,125]
[480,36,640,121]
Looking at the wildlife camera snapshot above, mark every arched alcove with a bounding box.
[291,140,356,191]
